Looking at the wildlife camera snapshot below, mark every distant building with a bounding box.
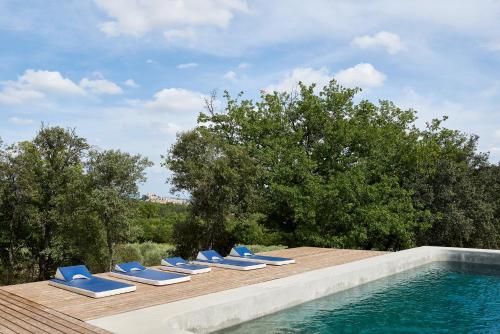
[145,193,188,205]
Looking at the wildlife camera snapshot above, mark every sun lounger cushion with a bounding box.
[194,250,266,270]
[110,262,191,285]
[161,257,211,274]
[228,246,295,265]
[49,265,135,298]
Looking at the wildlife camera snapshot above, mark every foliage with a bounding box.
[113,242,176,266]
[165,81,499,255]
[0,127,152,283]
[86,149,152,270]
[132,201,188,244]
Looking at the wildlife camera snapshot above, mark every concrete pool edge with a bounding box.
[87,247,500,334]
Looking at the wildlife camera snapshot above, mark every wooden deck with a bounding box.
[0,290,110,334]
[0,247,386,331]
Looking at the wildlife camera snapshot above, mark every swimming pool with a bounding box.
[218,262,500,333]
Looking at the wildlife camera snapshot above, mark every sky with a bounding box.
[1,0,499,197]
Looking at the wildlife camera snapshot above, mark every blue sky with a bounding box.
[1,0,499,197]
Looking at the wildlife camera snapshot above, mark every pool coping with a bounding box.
[87,246,500,334]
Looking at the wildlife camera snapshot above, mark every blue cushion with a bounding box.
[197,258,260,267]
[163,257,188,266]
[177,263,208,270]
[199,250,224,261]
[250,255,293,262]
[232,246,254,257]
[50,276,133,292]
[56,265,92,281]
[113,269,186,280]
[115,262,146,273]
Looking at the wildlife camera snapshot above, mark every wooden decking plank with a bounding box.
[0,304,60,334]
[0,321,18,334]
[0,291,96,334]
[0,298,82,334]
[0,312,30,334]
[0,291,110,334]
[0,308,48,334]
[1,247,387,321]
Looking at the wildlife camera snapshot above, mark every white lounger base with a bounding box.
[108,271,191,286]
[159,266,211,275]
[191,261,266,271]
[225,256,295,266]
[48,280,136,298]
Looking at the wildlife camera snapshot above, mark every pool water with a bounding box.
[218,262,500,334]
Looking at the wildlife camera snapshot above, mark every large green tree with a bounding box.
[0,127,88,281]
[165,81,499,256]
[86,149,152,270]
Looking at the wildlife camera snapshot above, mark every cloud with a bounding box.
[16,69,84,95]
[79,78,123,95]
[0,86,44,104]
[351,31,405,54]
[145,88,206,113]
[95,0,248,37]
[483,41,500,51]
[495,129,500,139]
[124,79,139,87]
[335,63,386,88]
[177,62,198,69]
[0,69,85,104]
[158,122,183,135]
[238,62,250,69]
[8,117,34,125]
[265,67,331,92]
[0,69,125,104]
[223,70,237,80]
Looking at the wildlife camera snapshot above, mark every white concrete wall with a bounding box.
[88,247,500,334]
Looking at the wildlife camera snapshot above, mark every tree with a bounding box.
[0,126,89,281]
[165,80,499,254]
[86,150,152,270]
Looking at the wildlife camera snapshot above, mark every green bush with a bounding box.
[114,242,176,266]
[241,245,287,253]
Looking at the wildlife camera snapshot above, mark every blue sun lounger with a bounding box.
[227,246,295,265]
[193,250,266,271]
[161,257,211,275]
[109,262,191,286]
[49,265,136,298]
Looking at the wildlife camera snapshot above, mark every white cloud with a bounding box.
[0,86,44,104]
[483,41,500,51]
[124,79,139,87]
[238,62,250,69]
[145,88,206,113]
[80,78,123,95]
[146,59,156,64]
[335,63,386,88]
[95,0,248,37]
[177,62,198,69]
[266,67,331,92]
[79,78,123,95]
[0,69,85,104]
[351,31,405,54]
[17,69,85,95]
[0,69,125,104]
[158,122,183,135]
[8,117,34,125]
[494,129,500,139]
[223,70,237,80]
[164,28,197,44]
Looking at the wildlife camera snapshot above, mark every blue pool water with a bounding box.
[218,262,500,333]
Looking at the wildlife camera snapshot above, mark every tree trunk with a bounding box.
[106,221,114,271]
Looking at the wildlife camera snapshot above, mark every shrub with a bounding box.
[113,242,176,266]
